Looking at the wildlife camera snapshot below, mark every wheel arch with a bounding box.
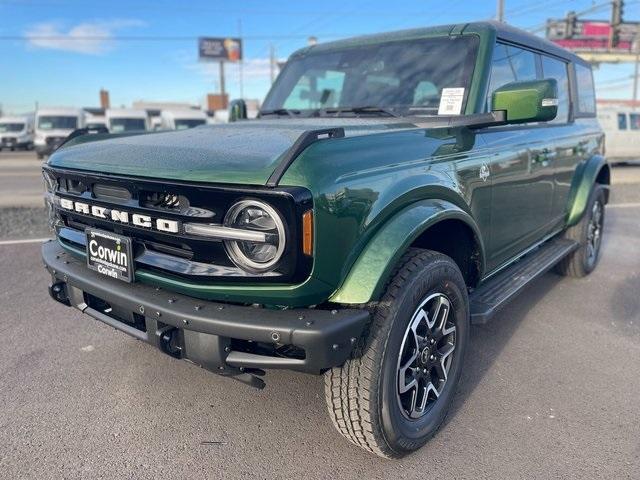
[329,199,485,305]
[566,155,610,227]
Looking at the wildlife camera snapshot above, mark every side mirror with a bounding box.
[228,99,248,122]
[491,79,558,124]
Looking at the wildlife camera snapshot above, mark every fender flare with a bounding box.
[329,199,486,305]
[566,155,610,227]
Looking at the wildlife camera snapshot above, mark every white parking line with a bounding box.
[608,202,640,209]
[0,237,51,246]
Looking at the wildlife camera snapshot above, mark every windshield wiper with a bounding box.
[314,106,401,118]
[259,108,301,118]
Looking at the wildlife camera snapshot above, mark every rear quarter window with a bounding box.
[575,63,596,116]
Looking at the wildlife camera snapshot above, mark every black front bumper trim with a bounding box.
[42,240,369,381]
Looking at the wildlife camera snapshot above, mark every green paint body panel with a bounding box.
[565,154,609,227]
[47,21,607,308]
[329,200,485,304]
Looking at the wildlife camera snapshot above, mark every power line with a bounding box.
[526,0,614,33]
[0,34,348,41]
[598,74,635,85]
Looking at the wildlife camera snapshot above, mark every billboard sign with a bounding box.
[546,19,638,52]
[198,37,243,62]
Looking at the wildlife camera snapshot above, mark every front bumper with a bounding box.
[42,240,369,386]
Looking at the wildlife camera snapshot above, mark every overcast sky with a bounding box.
[0,0,638,113]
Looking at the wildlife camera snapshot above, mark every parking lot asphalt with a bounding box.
[0,151,45,208]
[0,152,639,479]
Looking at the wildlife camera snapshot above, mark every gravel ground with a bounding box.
[0,207,49,240]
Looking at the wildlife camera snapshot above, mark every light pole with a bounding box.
[633,26,639,107]
[496,0,504,22]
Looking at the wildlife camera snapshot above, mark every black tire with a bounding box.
[555,185,606,278]
[324,248,469,458]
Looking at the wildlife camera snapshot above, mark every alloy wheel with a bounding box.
[586,200,603,266]
[396,293,456,419]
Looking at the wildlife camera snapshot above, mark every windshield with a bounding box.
[86,122,106,129]
[262,35,478,116]
[0,123,25,133]
[37,116,78,130]
[109,118,146,132]
[175,119,206,130]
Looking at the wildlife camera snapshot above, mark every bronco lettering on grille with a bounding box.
[59,197,180,233]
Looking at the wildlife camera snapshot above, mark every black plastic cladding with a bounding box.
[44,166,314,283]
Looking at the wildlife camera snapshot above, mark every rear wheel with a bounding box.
[324,248,469,458]
[555,185,606,277]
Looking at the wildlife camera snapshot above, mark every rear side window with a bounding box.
[630,113,640,130]
[487,43,538,110]
[541,56,570,123]
[575,64,596,115]
[618,113,628,130]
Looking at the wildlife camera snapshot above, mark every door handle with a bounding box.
[534,149,556,166]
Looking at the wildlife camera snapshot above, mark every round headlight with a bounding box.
[223,200,286,272]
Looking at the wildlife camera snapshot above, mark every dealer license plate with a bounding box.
[85,228,134,282]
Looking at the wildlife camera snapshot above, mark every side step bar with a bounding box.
[470,238,578,324]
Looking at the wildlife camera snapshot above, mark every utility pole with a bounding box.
[219,61,226,99]
[634,27,639,107]
[269,43,276,84]
[238,19,244,99]
[496,0,504,23]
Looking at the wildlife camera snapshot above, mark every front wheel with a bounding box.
[324,248,469,458]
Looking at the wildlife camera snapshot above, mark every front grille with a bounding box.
[141,191,184,211]
[93,184,131,202]
[47,167,313,284]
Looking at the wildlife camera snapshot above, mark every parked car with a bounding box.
[159,109,208,130]
[42,21,608,458]
[105,108,149,133]
[597,107,640,163]
[84,114,107,131]
[34,107,84,159]
[0,115,34,151]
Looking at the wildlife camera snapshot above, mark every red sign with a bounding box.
[546,19,638,52]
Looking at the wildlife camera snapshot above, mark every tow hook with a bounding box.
[49,282,70,306]
[157,326,182,358]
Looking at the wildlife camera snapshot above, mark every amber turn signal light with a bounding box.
[302,210,313,256]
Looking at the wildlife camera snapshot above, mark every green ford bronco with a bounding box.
[43,21,609,457]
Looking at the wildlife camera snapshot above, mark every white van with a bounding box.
[159,109,207,130]
[84,114,107,130]
[0,115,34,151]
[598,108,640,163]
[105,108,149,133]
[35,107,84,159]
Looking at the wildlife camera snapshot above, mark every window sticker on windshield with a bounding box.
[438,88,465,115]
